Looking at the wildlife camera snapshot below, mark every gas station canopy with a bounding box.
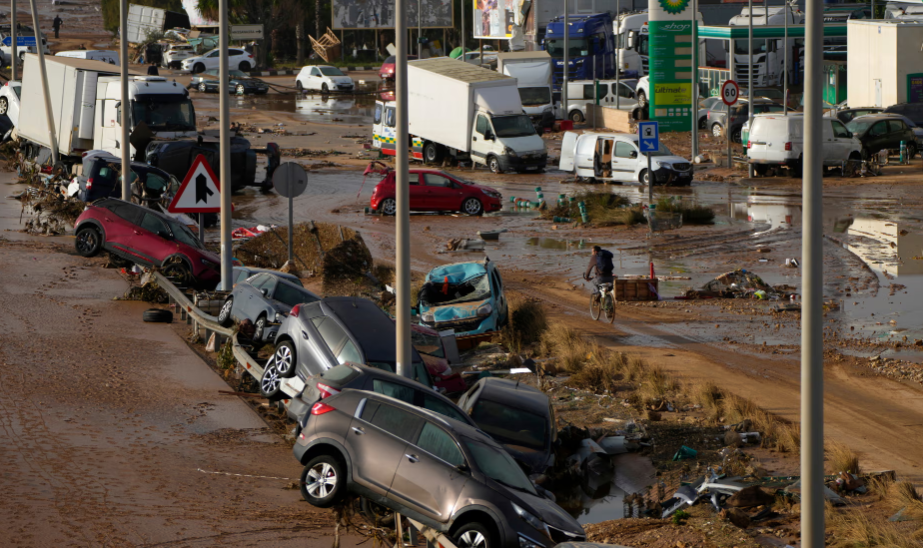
[696,24,848,40]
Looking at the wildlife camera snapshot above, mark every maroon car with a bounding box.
[74,198,220,286]
[370,168,503,216]
[379,55,418,81]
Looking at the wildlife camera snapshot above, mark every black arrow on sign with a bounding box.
[195,173,214,204]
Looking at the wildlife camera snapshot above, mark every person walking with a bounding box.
[147,62,159,76]
[52,14,64,39]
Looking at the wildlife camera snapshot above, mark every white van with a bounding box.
[565,80,639,123]
[747,113,861,175]
[559,131,693,185]
[56,50,119,65]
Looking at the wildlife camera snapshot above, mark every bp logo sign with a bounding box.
[658,0,690,15]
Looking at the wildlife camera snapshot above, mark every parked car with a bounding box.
[380,55,418,81]
[217,271,319,341]
[457,377,557,475]
[874,113,923,147]
[370,168,502,216]
[0,80,21,126]
[882,102,923,126]
[709,98,788,141]
[697,96,722,129]
[846,114,918,159]
[411,325,467,394]
[833,107,883,125]
[563,80,638,123]
[74,198,219,286]
[68,152,177,204]
[558,131,693,186]
[162,44,196,68]
[216,266,304,291]
[295,65,355,93]
[746,113,861,176]
[739,87,785,102]
[283,362,474,432]
[417,260,508,338]
[182,47,254,73]
[191,69,269,94]
[260,297,433,400]
[293,389,586,548]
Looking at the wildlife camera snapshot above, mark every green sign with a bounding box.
[658,0,691,16]
[648,19,693,131]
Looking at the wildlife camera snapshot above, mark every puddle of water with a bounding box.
[526,238,613,251]
[197,87,379,125]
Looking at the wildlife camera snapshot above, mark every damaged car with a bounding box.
[217,271,320,342]
[558,131,693,186]
[294,389,586,548]
[411,325,467,394]
[417,259,508,340]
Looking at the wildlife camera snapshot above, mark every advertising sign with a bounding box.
[908,74,923,104]
[648,0,694,131]
[473,0,516,40]
[332,0,452,30]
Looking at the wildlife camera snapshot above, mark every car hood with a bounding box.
[654,156,692,168]
[201,249,220,264]
[465,182,501,197]
[425,298,490,321]
[330,76,353,85]
[183,57,203,64]
[506,485,584,538]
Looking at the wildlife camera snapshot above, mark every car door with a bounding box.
[389,421,469,521]
[867,121,889,153]
[310,316,349,370]
[829,119,855,161]
[97,200,144,257]
[423,173,464,211]
[309,67,323,90]
[612,140,639,182]
[204,49,221,70]
[346,400,423,496]
[470,114,493,164]
[241,273,271,320]
[889,119,910,151]
[613,82,638,109]
[129,212,179,266]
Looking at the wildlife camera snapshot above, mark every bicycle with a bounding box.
[588,280,616,324]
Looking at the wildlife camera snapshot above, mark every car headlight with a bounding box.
[482,188,501,198]
[200,258,218,267]
[476,303,493,317]
[512,503,547,535]
[504,147,518,157]
[421,313,435,324]
[274,312,286,323]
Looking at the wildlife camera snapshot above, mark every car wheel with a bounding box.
[640,169,651,185]
[259,357,285,401]
[162,258,193,287]
[453,522,496,548]
[75,226,102,257]
[236,84,245,94]
[462,197,483,216]
[487,155,502,174]
[637,90,647,108]
[142,309,174,323]
[253,315,268,341]
[296,81,303,92]
[0,97,8,115]
[198,82,207,92]
[300,455,346,508]
[379,197,396,216]
[711,123,723,138]
[907,142,917,160]
[423,142,442,164]
[569,110,585,124]
[322,83,329,93]
[218,297,234,326]
[193,62,205,74]
[273,340,297,376]
[239,61,251,72]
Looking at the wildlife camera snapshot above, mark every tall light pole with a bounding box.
[28,0,57,165]
[461,0,465,54]
[395,0,411,377]
[615,0,620,110]
[120,0,130,199]
[801,0,824,545]
[747,0,753,178]
[691,0,698,160]
[784,0,789,115]
[562,0,568,122]
[219,0,232,290]
[11,0,16,81]
[417,0,422,58]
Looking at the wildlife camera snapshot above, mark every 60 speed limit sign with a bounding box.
[722,80,740,106]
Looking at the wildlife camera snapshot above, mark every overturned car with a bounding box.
[417,259,508,341]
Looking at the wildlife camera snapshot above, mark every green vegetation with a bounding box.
[656,197,716,225]
[542,191,645,228]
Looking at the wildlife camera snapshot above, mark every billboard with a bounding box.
[473,0,516,39]
[332,0,453,30]
[648,0,694,131]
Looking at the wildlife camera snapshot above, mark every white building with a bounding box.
[848,19,923,108]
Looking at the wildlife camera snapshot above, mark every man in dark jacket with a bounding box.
[584,245,615,286]
[52,14,64,38]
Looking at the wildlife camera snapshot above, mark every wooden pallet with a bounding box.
[615,278,658,301]
[309,28,341,62]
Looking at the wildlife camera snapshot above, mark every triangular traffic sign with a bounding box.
[168,154,224,213]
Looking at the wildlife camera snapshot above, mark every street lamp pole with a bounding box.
[395,0,411,377]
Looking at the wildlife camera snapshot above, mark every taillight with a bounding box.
[290,304,300,317]
[311,402,336,415]
[747,140,752,149]
[784,142,792,151]
[316,382,340,399]
[86,177,94,189]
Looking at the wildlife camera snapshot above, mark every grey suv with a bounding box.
[217,272,319,341]
[294,389,585,548]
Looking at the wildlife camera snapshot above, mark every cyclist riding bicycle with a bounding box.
[584,245,615,287]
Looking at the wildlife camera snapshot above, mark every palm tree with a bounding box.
[197,0,303,67]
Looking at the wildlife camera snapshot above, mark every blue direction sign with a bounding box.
[2,36,37,47]
[638,121,659,153]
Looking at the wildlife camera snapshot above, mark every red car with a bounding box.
[74,198,220,286]
[411,324,468,394]
[379,55,418,81]
[370,168,503,216]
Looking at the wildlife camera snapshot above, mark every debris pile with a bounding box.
[686,269,793,300]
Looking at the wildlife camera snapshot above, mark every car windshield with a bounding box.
[273,283,315,307]
[411,329,445,358]
[470,399,548,450]
[519,87,551,106]
[545,38,588,58]
[131,96,196,131]
[420,273,491,307]
[166,219,203,249]
[229,70,248,78]
[847,120,873,134]
[492,115,536,138]
[464,438,537,494]
[320,67,345,76]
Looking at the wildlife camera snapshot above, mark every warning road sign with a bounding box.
[168,155,223,213]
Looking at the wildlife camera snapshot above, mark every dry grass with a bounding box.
[501,297,548,353]
[826,503,920,548]
[693,381,724,421]
[539,324,590,373]
[639,365,679,402]
[569,350,629,394]
[868,475,895,501]
[886,482,923,522]
[827,442,862,475]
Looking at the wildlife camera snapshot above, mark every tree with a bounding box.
[197,0,304,67]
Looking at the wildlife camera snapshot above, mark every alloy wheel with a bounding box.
[305,462,338,498]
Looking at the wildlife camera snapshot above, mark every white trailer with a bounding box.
[127,4,191,44]
[17,55,197,165]
[496,51,555,123]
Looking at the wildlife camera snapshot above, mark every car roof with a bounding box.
[354,389,492,439]
[93,197,174,223]
[850,114,897,122]
[237,266,301,284]
[321,297,421,362]
[473,377,550,416]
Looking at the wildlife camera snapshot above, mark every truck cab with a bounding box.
[543,13,616,88]
[727,6,803,87]
[496,52,554,124]
[618,10,706,79]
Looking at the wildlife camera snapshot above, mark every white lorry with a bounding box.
[17,55,197,167]
[495,51,555,124]
[727,5,803,87]
[372,58,547,174]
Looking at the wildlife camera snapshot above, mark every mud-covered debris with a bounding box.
[726,486,775,508]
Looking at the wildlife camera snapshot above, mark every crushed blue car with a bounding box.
[417,259,508,338]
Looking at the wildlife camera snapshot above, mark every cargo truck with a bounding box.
[543,13,616,88]
[372,58,547,174]
[496,51,555,124]
[17,55,197,167]
[126,4,191,45]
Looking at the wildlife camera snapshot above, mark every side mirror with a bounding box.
[627,30,636,49]
[261,288,269,296]
[629,151,638,159]
[485,132,495,141]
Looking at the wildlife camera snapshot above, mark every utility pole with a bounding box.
[615,0,620,110]
[691,0,698,160]
[417,0,422,58]
[801,0,824,545]
[120,0,130,199]
[11,0,16,81]
[562,0,569,122]
[219,0,232,290]
[28,0,57,166]
[395,0,411,377]
[460,0,465,54]
[783,0,789,115]
[747,0,753,177]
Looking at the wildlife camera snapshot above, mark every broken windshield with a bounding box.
[131,95,196,131]
[420,274,491,307]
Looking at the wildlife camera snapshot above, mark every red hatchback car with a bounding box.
[370,169,503,216]
[74,198,220,286]
[379,55,418,81]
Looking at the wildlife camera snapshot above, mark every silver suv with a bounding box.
[294,389,585,548]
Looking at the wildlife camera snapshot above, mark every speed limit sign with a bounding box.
[722,80,740,106]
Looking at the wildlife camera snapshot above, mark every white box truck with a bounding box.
[372,58,547,173]
[496,51,554,123]
[127,3,191,44]
[17,54,197,166]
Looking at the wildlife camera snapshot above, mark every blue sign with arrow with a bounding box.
[638,121,659,153]
[2,36,37,47]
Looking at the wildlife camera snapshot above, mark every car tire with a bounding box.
[239,61,251,72]
[273,340,297,377]
[379,197,397,216]
[452,522,496,548]
[423,142,442,164]
[300,455,346,508]
[487,155,502,174]
[193,62,205,74]
[640,169,651,185]
[461,197,483,216]
[322,83,329,93]
[569,110,585,124]
[253,315,268,341]
[0,97,8,115]
[218,297,234,327]
[142,309,174,323]
[907,142,917,160]
[637,90,647,108]
[198,82,207,93]
[259,357,285,401]
[162,258,193,286]
[711,123,723,138]
[75,226,102,257]
[296,81,303,92]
